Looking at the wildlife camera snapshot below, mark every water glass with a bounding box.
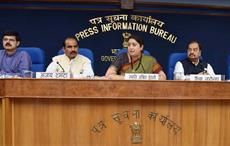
[22,70,33,78]
[0,72,5,78]
[174,72,184,80]
[221,75,226,81]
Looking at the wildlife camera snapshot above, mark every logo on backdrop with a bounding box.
[122,32,131,48]
[101,32,130,62]
[75,14,178,44]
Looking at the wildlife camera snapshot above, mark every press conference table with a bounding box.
[0,79,230,146]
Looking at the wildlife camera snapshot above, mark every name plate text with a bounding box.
[189,74,222,81]
[124,73,159,80]
[36,72,70,79]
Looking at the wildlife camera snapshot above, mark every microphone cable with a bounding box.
[131,54,145,73]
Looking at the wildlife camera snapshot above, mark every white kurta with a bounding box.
[46,54,94,77]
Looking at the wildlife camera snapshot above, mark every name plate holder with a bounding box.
[124,73,159,80]
[36,72,70,79]
[189,74,222,81]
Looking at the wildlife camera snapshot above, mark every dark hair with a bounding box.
[186,40,202,51]
[2,31,21,42]
[63,36,78,47]
[128,35,144,47]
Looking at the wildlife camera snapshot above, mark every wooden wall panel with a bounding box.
[9,98,230,146]
[0,79,230,146]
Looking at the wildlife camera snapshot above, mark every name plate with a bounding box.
[189,74,222,81]
[36,72,70,79]
[124,73,159,80]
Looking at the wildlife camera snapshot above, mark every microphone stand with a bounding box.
[56,61,65,72]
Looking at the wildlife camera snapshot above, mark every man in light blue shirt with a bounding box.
[0,31,32,77]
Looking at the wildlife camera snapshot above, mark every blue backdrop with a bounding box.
[0,5,230,77]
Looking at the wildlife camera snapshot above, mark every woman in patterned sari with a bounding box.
[105,35,166,80]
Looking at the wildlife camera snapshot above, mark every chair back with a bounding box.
[58,48,94,67]
[117,48,151,56]
[18,47,45,72]
[168,53,187,80]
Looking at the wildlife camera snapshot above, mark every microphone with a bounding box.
[200,62,208,74]
[130,54,146,73]
[56,61,65,72]
[130,55,134,70]
[202,68,208,74]
[138,54,146,73]
[140,63,146,73]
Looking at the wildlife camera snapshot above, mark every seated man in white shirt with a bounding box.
[46,36,94,77]
[173,40,215,80]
